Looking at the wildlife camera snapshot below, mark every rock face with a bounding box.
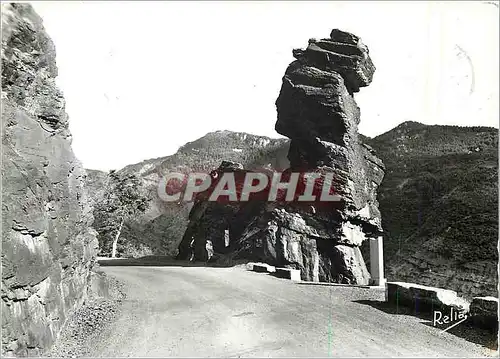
[85,169,109,207]
[1,3,98,356]
[178,29,384,285]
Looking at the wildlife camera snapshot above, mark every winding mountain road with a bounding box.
[91,265,489,357]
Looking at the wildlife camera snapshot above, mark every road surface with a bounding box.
[91,265,489,357]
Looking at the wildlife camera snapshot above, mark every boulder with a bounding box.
[275,268,302,281]
[291,29,376,93]
[252,263,276,273]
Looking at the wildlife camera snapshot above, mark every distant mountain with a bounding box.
[87,122,498,298]
[119,130,289,177]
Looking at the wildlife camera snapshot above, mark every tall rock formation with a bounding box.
[1,3,98,356]
[235,29,384,283]
[178,29,385,285]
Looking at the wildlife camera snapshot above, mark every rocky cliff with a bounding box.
[1,3,98,356]
[177,29,385,284]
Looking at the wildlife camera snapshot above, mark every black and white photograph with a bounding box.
[1,1,499,357]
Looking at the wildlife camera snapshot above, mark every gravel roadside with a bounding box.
[45,272,126,358]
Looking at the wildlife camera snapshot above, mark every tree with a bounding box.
[94,170,148,258]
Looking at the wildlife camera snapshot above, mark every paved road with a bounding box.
[93,265,488,357]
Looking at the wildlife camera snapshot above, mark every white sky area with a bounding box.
[31,1,499,171]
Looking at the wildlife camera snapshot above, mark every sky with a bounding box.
[31,1,499,171]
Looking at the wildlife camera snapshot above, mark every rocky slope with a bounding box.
[177,29,385,284]
[1,3,98,356]
[85,169,109,207]
[365,121,498,298]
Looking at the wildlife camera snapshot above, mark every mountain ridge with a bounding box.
[87,121,498,175]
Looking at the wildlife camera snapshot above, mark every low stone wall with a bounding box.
[386,282,469,313]
[386,282,498,331]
